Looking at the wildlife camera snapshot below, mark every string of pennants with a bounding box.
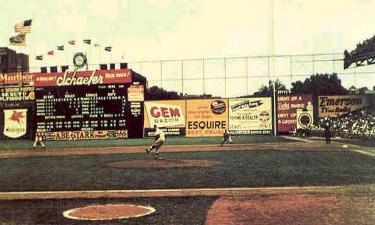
[8,19,113,60]
[35,39,112,60]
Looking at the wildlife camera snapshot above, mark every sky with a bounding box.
[1,0,375,96]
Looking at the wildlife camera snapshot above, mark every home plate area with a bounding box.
[63,204,156,221]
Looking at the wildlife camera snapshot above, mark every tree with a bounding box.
[253,79,287,96]
[290,73,347,97]
[145,86,183,100]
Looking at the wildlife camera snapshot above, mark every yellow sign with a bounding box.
[318,95,368,118]
[186,99,228,137]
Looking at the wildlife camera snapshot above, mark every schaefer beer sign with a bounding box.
[319,95,368,118]
[3,109,27,138]
[33,69,132,86]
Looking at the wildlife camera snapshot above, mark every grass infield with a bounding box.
[0,149,374,192]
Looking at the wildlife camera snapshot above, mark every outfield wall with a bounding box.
[143,97,272,137]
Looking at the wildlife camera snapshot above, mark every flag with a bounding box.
[47,51,54,55]
[104,46,112,52]
[57,45,64,50]
[35,55,43,60]
[94,43,100,47]
[68,40,75,45]
[9,34,26,46]
[14,19,32,33]
[83,39,91,45]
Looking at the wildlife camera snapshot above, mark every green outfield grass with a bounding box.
[0,149,374,192]
[0,135,291,150]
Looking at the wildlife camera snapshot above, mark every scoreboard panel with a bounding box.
[35,84,130,140]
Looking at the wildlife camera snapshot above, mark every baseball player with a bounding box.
[145,125,165,160]
[33,131,46,149]
[220,129,232,146]
[323,118,332,144]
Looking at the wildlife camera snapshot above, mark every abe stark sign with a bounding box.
[145,102,185,128]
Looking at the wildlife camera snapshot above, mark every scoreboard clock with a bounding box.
[73,52,87,69]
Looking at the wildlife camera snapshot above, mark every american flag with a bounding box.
[14,19,32,34]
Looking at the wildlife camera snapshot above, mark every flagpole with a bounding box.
[30,15,36,73]
[89,41,92,70]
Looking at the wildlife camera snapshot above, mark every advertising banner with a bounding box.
[128,84,144,101]
[144,100,186,136]
[0,86,35,102]
[3,109,27,138]
[47,130,127,141]
[228,97,272,135]
[277,95,312,133]
[33,69,132,87]
[318,95,368,118]
[0,72,33,85]
[296,108,313,130]
[186,99,228,137]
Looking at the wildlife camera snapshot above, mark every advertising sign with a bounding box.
[186,99,228,137]
[3,109,27,138]
[229,97,272,135]
[277,95,312,133]
[0,86,35,102]
[48,130,127,141]
[318,95,368,118]
[128,84,144,101]
[144,100,186,136]
[33,69,132,87]
[0,72,33,85]
[296,108,313,130]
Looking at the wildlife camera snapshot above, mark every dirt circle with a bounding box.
[63,204,156,221]
[108,159,220,168]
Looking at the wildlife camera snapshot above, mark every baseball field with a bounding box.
[0,136,374,225]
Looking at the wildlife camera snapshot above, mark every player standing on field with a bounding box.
[145,125,165,160]
[220,129,232,146]
[33,131,46,149]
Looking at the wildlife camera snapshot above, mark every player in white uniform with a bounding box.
[220,129,232,146]
[145,125,165,160]
[33,131,46,149]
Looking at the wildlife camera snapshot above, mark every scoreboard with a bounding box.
[33,69,144,140]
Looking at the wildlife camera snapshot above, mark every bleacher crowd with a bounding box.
[320,109,375,140]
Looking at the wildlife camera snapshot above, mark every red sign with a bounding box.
[0,72,34,85]
[33,69,132,87]
[277,95,312,133]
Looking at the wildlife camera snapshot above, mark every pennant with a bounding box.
[57,45,64,50]
[14,19,32,34]
[68,40,75,45]
[47,51,54,55]
[9,34,26,46]
[104,46,112,52]
[35,55,43,60]
[83,39,91,45]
